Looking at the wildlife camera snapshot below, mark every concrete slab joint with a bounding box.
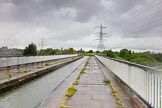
[60,57,136,108]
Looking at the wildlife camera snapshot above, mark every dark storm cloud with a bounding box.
[105,0,162,38]
[0,0,162,50]
[0,0,101,22]
[111,0,145,14]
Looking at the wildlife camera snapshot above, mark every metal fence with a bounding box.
[96,55,162,108]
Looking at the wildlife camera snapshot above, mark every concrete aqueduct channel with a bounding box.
[0,55,144,108]
[0,55,81,92]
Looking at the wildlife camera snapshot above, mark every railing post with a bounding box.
[160,78,162,108]
[144,71,147,100]
[146,72,148,101]
[152,73,155,107]
[154,74,157,108]
[149,72,152,105]
[157,73,160,108]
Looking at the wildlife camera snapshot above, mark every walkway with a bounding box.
[66,57,119,108]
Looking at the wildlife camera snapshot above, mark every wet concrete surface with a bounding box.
[0,55,77,68]
[0,57,87,108]
[37,57,89,108]
[66,57,117,108]
[0,56,136,108]
[0,57,78,83]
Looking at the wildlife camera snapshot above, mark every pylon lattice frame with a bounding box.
[96,24,106,52]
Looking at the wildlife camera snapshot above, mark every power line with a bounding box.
[111,17,162,34]
[109,1,162,29]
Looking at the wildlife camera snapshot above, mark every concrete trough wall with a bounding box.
[0,55,78,71]
[0,57,82,92]
[0,54,77,69]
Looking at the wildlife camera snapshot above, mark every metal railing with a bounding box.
[96,55,162,108]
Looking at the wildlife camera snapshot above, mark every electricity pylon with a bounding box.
[40,37,44,50]
[96,24,106,52]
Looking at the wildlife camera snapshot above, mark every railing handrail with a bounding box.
[96,55,162,108]
[96,55,162,73]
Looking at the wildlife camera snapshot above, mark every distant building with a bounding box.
[0,46,23,57]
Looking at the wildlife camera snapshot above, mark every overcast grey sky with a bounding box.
[0,0,162,51]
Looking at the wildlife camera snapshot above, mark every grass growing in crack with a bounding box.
[112,88,117,94]
[116,99,122,105]
[37,65,44,69]
[65,86,77,97]
[80,68,85,74]
[60,99,71,108]
[103,78,111,84]
[85,61,89,67]
[60,86,77,108]
[18,77,25,82]
[111,87,125,107]
[0,74,12,80]
[17,70,31,74]
[80,57,90,74]
[60,57,90,108]
[76,75,80,80]
[85,57,91,66]
[45,63,51,66]
[113,93,118,98]
[73,80,79,85]
[60,103,71,108]
[103,77,125,108]
[74,58,90,84]
[8,74,12,77]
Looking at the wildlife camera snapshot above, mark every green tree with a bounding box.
[39,48,56,55]
[119,49,129,59]
[69,48,75,54]
[88,50,93,53]
[23,43,37,56]
[62,49,69,54]
[96,51,100,53]
[105,50,115,58]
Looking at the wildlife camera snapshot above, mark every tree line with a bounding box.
[23,43,94,56]
[23,43,162,67]
[103,49,162,67]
